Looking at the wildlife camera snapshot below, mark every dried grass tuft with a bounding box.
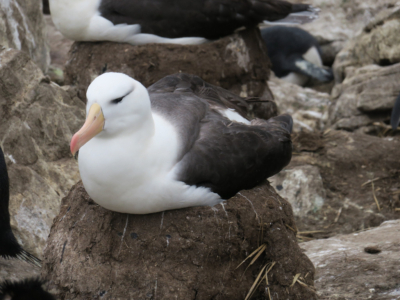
[236,244,266,270]
[371,182,381,211]
[244,262,276,300]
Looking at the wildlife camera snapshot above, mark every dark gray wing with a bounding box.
[391,92,400,130]
[148,73,277,121]
[176,113,293,199]
[99,0,314,39]
[148,76,292,199]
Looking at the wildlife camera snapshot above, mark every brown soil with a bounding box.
[42,181,317,300]
[63,27,272,102]
[288,130,400,241]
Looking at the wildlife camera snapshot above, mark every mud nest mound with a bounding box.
[42,181,316,299]
[64,27,273,102]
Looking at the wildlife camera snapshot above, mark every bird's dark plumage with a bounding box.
[0,147,41,267]
[98,0,315,39]
[0,278,55,300]
[148,73,292,199]
[261,26,333,83]
[148,72,278,120]
[391,92,400,130]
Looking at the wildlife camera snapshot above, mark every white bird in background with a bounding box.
[49,0,318,45]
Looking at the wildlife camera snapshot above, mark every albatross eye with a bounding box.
[111,97,124,104]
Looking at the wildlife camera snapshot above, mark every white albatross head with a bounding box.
[70,72,152,155]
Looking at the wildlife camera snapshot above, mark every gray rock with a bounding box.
[289,130,400,238]
[268,76,331,132]
[328,63,400,131]
[303,220,400,300]
[298,0,399,66]
[0,48,85,257]
[0,0,49,72]
[269,165,326,217]
[334,7,400,83]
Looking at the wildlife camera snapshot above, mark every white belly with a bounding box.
[78,114,221,214]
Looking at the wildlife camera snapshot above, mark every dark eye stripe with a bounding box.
[111,97,124,104]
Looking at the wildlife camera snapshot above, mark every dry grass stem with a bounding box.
[323,128,332,135]
[334,207,343,223]
[244,261,276,300]
[284,223,297,233]
[265,261,276,274]
[395,208,400,211]
[249,244,267,266]
[236,244,266,270]
[290,273,301,288]
[361,177,380,187]
[371,182,381,211]
[244,265,268,300]
[265,262,276,300]
[296,279,317,292]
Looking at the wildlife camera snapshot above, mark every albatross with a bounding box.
[261,26,333,86]
[70,73,292,214]
[0,146,41,267]
[49,0,317,45]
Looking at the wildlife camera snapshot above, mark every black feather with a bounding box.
[148,73,292,199]
[98,0,315,40]
[390,92,400,130]
[0,278,55,300]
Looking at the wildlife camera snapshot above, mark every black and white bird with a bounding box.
[0,278,55,300]
[49,0,317,45]
[0,147,41,267]
[70,73,293,214]
[261,26,333,86]
[391,92,400,130]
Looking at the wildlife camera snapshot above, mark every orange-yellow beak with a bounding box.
[70,103,105,155]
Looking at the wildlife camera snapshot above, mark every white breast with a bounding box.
[78,113,220,214]
[49,0,140,42]
[49,0,100,40]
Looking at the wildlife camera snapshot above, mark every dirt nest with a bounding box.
[64,27,272,102]
[42,181,316,300]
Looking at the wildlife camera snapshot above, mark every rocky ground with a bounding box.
[270,1,400,298]
[0,0,400,299]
